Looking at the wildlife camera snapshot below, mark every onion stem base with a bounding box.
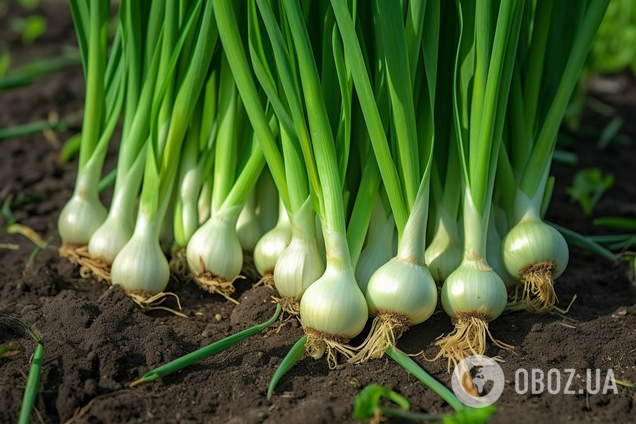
[193,258,243,304]
[125,289,187,318]
[507,261,558,314]
[304,327,355,369]
[349,311,410,363]
[433,312,513,371]
[241,251,260,281]
[253,271,275,289]
[169,246,191,282]
[59,241,111,283]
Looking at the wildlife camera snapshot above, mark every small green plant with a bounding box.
[566,168,614,216]
[10,15,47,45]
[0,46,10,79]
[0,316,43,424]
[17,0,41,10]
[352,384,497,424]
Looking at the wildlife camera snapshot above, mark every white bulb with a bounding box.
[236,195,263,252]
[58,192,107,245]
[274,200,324,299]
[441,261,507,320]
[88,213,133,264]
[111,215,169,295]
[501,218,569,280]
[366,257,437,325]
[300,266,368,338]
[355,215,395,293]
[254,202,291,276]
[187,209,243,281]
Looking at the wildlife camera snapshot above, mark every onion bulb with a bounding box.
[425,206,462,285]
[353,185,437,362]
[236,189,264,252]
[58,185,107,245]
[300,227,367,365]
[502,213,568,313]
[111,213,169,296]
[436,190,512,367]
[355,196,395,293]
[253,197,291,280]
[273,198,325,308]
[186,205,243,302]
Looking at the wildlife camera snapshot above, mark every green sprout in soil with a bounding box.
[567,168,615,216]
[0,316,44,424]
[130,303,281,387]
[352,383,497,424]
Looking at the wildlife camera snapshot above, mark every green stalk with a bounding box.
[376,0,420,209]
[386,348,464,412]
[78,0,108,172]
[519,0,610,199]
[254,0,320,211]
[267,335,307,400]
[330,0,408,235]
[18,330,43,424]
[130,304,281,387]
[283,0,350,265]
[212,56,239,214]
[212,0,290,213]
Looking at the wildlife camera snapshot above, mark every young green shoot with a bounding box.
[130,303,281,388]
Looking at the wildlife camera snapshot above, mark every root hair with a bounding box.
[59,242,111,283]
[193,257,243,304]
[349,311,410,363]
[432,311,513,371]
[303,326,355,369]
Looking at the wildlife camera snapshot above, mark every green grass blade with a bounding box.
[130,303,281,387]
[98,168,117,193]
[548,222,616,261]
[594,217,636,232]
[385,348,464,412]
[0,120,66,141]
[18,343,43,424]
[268,335,307,400]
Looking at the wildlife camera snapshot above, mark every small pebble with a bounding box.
[215,314,222,322]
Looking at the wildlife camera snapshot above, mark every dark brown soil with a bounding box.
[1,2,635,424]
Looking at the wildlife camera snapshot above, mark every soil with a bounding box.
[1,2,636,424]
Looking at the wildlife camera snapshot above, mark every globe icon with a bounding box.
[470,365,498,395]
[452,355,505,408]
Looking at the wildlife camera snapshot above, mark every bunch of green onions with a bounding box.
[59,0,609,377]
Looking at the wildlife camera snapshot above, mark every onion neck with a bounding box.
[461,187,490,266]
[514,166,550,224]
[397,183,429,265]
[322,223,353,274]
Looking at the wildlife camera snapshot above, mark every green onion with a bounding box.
[58,0,124,248]
[436,0,525,366]
[112,0,217,304]
[501,0,610,313]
